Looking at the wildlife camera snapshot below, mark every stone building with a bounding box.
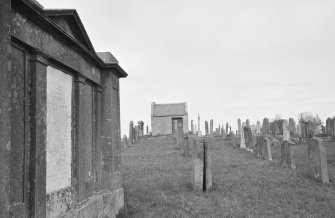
[0,0,127,217]
[151,102,189,136]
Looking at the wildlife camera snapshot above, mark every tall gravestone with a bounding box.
[138,121,144,137]
[191,120,194,134]
[283,119,290,141]
[332,118,335,137]
[146,125,149,134]
[210,119,213,135]
[307,138,329,183]
[326,118,331,136]
[237,118,242,135]
[240,123,247,149]
[289,118,296,137]
[264,138,273,161]
[296,124,301,137]
[129,121,134,144]
[205,121,209,135]
[192,138,212,191]
[262,118,270,135]
[244,126,252,148]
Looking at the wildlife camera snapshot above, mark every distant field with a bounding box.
[118,135,335,218]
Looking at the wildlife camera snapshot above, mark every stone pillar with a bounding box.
[281,141,296,169]
[210,119,213,135]
[29,51,48,217]
[205,121,209,135]
[246,119,250,128]
[191,120,194,134]
[307,138,329,183]
[289,118,296,137]
[192,138,212,191]
[237,118,242,135]
[283,119,290,141]
[129,121,134,144]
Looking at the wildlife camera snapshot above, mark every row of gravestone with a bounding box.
[226,121,330,184]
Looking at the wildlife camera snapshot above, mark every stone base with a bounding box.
[60,188,124,218]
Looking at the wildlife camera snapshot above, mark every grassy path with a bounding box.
[119,136,335,218]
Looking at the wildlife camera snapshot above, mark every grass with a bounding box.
[118,135,335,218]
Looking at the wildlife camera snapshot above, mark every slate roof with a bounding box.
[152,102,187,117]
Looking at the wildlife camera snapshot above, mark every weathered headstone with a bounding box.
[262,118,270,135]
[281,141,296,169]
[256,135,264,158]
[146,125,149,134]
[237,118,242,135]
[191,120,194,133]
[230,131,236,146]
[326,118,331,136]
[205,121,209,135]
[289,118,296,137]
[134,126,139,142]
[192,138,212,191]
[296,124,301,137]
[129,121,134,144]
[210,119,213,135]
[307,138,329,183]
[283,119,290,141]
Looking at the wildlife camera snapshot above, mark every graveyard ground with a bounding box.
[118,135,335,218]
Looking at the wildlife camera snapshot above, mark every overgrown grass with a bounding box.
[118,135,335,218]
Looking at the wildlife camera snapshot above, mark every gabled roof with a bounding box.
[44,9,96,54]
[152,102,188,117]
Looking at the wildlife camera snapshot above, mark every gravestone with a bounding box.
[176,123,184,150]
[263,138,273,161]
[289,118,296,137]
[210,119,213,135]
[262,118,270,135]
[230,131,236,146]
[331,118,335,137]
[240,123,246,149]
[244,126,253,148]
[296,124,301,137]
[194,124,197,134]
[237,118,242,135]
[255,135,264,158]
[307,138,329,183]
[221,125,225,137]
[256,121,261,135]
[226,122,229,135]
[129,121,134,144]
[283,119,290,141]
[326,118,331,136]
[146,125,149,134]
[138,121,144,137]
[191,120,194,134]
[205,121,209,135]
[192,138,212,191]
[281,141,296,169]
[246,119,250,127]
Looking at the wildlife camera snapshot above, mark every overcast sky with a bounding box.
[39,0,335,135]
